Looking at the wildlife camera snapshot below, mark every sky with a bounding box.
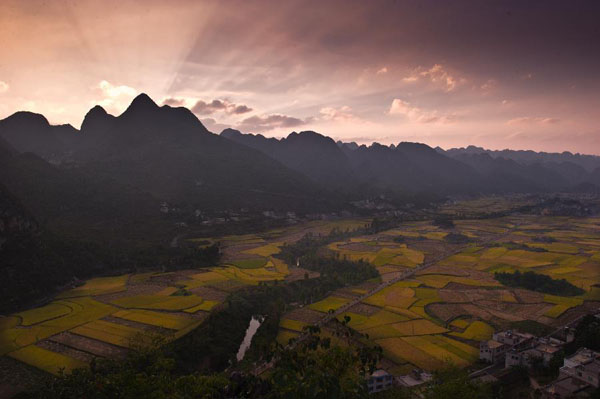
[1,0,599,154]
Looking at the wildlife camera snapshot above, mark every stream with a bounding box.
[236,315,264,361]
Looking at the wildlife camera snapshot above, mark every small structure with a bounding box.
[480,340,507,363]
[397,369,433,388]
[559,348,600,388]
[544,376,593,398]
[367,369,394,393]
[505,340,561,369]
[492,330,535,348]
[544,348,600,398]
[480,330,535,363]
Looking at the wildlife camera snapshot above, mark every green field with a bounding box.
[71,320,148,348]
[56,275,129,298]
[308,296,351,313]
[449,321,494,341]
[8,345,87,376]
[15,303,72,326]
[113,309,195,330]
[111,294,204,311]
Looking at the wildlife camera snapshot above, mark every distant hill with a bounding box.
[222,129,600,195]
[221,129,356,190]
[441,145,600,172]
[2,93,600,224]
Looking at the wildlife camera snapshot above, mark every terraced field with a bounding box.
[3,215,598,378]
[276,215,600,375]
[0,219,370,376]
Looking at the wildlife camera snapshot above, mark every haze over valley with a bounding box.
[1,1,599,398]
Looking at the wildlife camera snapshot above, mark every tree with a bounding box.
[423,365,492,399]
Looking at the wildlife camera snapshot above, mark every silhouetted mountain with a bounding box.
[2,93,599,222]
[442,146,600,190]
[442,145,600,172]
[0,111,78,160]
[75,95,330,211]
[342,142,481,194]
[0,137,159,241]
[0,94,333,215]
[221,129,355,189]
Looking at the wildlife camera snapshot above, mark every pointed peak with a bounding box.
[130,93,158,108]
[82,105,113,131]
[121,93,159,117]
[88,105,108,116]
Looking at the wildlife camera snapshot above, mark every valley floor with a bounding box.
[1,213,599,390]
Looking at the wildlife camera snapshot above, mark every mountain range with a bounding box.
[1,92,600,235]
[2,93,600,310]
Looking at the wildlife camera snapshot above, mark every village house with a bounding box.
[505,339,562,368]
[367,369,394,393]
[480,330,535,363]
[543,348,600,398]
[559,348,600,388]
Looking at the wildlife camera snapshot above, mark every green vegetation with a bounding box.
[229,258,269,269]
[449,321,494,341]
[56,275,129,299]
[509,320,554,336]
[309,296,351,313]
[111,294,204,311]
[8,345,87,376]
[70,320,148,348]
[15,303,72,326]
[113,309,195,330]
[495,270,585,296]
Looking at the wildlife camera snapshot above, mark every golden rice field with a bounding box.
[8,345,88,376]
[277,214,600,376]
[309,296,351,313]
[4,214,600,378]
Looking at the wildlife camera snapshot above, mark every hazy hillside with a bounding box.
[2,93,599,222]
[442,145,600,172]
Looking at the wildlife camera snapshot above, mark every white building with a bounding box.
[367,369,394,393]
[480,330,536,363]
[559,348,600,388]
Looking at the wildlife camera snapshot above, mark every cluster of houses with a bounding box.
[479,327,599,398]
[366,368,432,394]
[545,348,600,398]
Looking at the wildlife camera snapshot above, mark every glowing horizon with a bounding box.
[1,0,599,154]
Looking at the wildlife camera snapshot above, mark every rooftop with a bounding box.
[567,348,600,365]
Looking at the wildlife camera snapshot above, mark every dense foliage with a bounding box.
[171,253,379,373]
[494,270,585,296]
[20,327,380,399]
[564,314,600,355]
[0,231,220,313]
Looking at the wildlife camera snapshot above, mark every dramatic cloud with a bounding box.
[92,80,137,114]
[402,64,466,92]
[201,117,230,133]
[507,117,560,125]
[231,104,252,114]
[191,99,252,115]
[0,1,598,153]
[389,99,457,124]
[237,114,307,132]
[0,81,8,93]
[95,80,136,98]
[163,97,186,107]
[320,106,358,123]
